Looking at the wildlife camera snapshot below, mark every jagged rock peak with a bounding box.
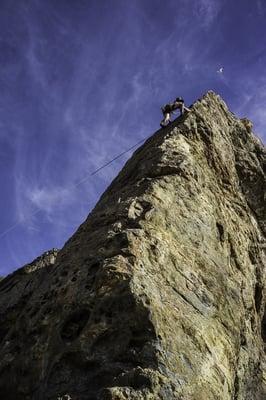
[0,91,265,400]
[1,248,59,279]
[23,248,59,274]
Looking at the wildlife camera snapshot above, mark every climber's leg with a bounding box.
[160,112,171,127]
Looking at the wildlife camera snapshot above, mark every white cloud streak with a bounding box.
[197,0,219,26]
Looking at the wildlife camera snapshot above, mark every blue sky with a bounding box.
[0,0,265,276]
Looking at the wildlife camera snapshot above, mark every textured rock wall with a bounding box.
[0,92,265,400]
[0,249,59,366]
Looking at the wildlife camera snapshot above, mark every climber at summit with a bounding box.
[160,97,191,127]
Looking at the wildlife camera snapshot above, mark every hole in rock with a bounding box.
[45,306,52,314]
[255,283,263,313]
[130,373,152,390]
[9,331,18,340]
[90,368,121,391]
[261,310,266,344]
[47,352,119,398]
[29,308,39,318]
[248,247,257,264]
[61,309,91,343]
[0,365,26,400]
[114,369,152,390]
[216,222,225,242]
[87,261,101,276]
[114,233,129,248]
[128,331,148,351]
[0,325,9,344]
[14,344,21,353]
[92,330,120,351]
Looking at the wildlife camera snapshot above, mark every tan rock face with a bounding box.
[0,92,265,400]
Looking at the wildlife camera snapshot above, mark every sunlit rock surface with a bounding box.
[0,92,265,400]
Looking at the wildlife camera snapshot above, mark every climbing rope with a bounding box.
[0,135,148,239]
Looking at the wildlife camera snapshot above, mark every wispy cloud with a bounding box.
[249,104,266,141]
[26,186,74,217]
[234,83,266,142]
[193,0,221,28]
[256,0,265,15]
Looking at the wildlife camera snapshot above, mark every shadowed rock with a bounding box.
[0,92,265,399]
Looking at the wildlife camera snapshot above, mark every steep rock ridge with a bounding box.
[0,249,59,360]
[0,248,58,309]
[0,92,265,400]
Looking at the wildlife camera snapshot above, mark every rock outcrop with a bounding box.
[0,92,265,400]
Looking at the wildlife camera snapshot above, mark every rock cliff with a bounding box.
[0,91,265,400]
